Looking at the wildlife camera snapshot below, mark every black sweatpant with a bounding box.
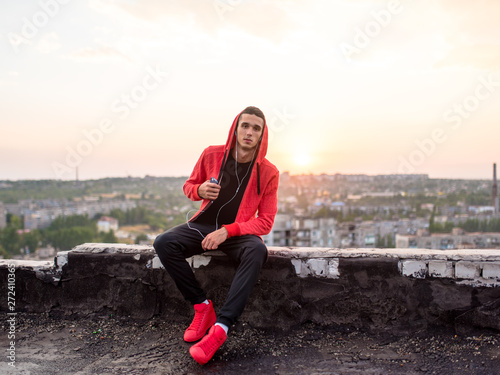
[153,222,268,328]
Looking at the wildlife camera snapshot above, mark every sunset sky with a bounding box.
[1,0,500,181]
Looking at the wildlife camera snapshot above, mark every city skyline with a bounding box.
[1,0,500,181]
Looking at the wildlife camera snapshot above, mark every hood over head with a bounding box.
[224,108,268,163]
[215,107,268,195]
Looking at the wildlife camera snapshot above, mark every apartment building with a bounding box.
[336,217,429,248]
[19,199,137,230]
[263,214,294,246]
[396,230,500,250]
[263,215,336,247]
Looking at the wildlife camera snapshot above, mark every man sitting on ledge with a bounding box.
[153,106,279,365]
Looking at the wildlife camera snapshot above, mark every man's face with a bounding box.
[236,113,264,151]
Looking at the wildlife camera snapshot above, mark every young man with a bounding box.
[154,106,279,365]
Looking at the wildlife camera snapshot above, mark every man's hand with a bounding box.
[202,227,228,251]
[198,179,221,200]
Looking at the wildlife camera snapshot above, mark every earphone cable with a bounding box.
[215,144,258,231]
[186,132,262,239]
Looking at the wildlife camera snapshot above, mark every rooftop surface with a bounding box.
[2,313,499,375]
[2,244,500,374]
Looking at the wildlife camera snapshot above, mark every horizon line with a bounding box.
[0,171,495,183]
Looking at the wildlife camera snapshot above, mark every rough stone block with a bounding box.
[400,260,427,279]
[482,263,500,280]
[151,256,164,269]
[291,259,302,276]
[306,258,328,277]
[455,261,480,279]
[192,254,211,268]
[56,251,69,270]
[327,259,340,279]
[428,261,454,278]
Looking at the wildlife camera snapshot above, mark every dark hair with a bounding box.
[240,106,266,125]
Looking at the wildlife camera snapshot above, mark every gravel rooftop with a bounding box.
[1,313,500,375]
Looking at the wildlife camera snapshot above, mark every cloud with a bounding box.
[89,0,297,44]
[434,0,500,44]
[36,32,61,54]
[434,1,500,71]
[435,44,500,70]
[222,1,296,43]
[67,44,133,63]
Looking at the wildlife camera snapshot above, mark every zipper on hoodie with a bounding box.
[188,149,228,222]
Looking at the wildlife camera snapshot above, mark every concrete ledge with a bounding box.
[1,244,500,334]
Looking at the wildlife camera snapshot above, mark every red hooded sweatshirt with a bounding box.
[183,110,279,238]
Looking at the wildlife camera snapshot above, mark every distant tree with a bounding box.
[23,230,41,253]
[49,215,95,231]
[146,216,167,231]
[108,209,126,224]
[376,235,385,248]
[461,218,500,233]
[386,234,395,248]
[376,234,395,248]
[429,205,437,233]
[313,207,344,220]
[99,230,117,243]
[466,191,491,206]
[486,218,500,232]
[92,213,104,221]
[46,227,96,251]
[1,227,21,255]
[135,233,148,244]
[462,218,479,232]
[430,221,453,234]
[7,214,22,230]
[0,244,8,258]
[108,206,167,230]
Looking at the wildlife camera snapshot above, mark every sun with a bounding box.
[293,152,312,167]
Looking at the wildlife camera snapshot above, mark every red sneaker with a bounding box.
[184,300,216,342]
[189,325,227,365]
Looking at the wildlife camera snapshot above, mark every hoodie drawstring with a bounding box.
[257,163,261,195]
[217,150,228,183]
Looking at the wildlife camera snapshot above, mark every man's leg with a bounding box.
[189,235,267,365]
[153,223,207,304]
[153,223,217,342]
[217,235,268,327]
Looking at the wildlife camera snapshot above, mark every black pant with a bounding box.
[153,222,268,328]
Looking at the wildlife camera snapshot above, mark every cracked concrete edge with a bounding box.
[268,247,500,261]
[0,259,53,271]
[2,244,500,286]
[71,243,155,254]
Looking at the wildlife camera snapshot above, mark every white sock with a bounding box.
[215,323,229,334]
[202,300,209,305]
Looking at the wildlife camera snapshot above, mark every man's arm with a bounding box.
[223,169,279,238]
[197,180,221,201]
[201,227,228,251]
[200,169,279,249]
[183,146,223,201]
[183,149,209,201]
